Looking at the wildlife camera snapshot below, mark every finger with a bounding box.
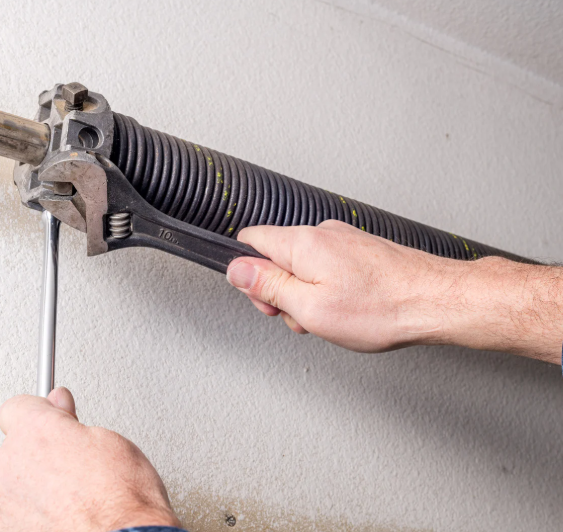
[47,387,78,421]
[0,394,66,436]
[248,296,281,316]
[280,311,309,334]
[238,222,365,268]
[227,258,311,318]
[237,225,305,273]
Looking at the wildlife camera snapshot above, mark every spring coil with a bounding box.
[109,212,132,239]
[109,112,522,262]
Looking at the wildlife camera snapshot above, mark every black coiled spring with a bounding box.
[110,112,523,262]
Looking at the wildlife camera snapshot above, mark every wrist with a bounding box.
[391,253,476,349]
[433,256,563,363]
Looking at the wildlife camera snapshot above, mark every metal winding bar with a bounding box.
[0,110,50,166]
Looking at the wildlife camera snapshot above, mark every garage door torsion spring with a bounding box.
[110,112,523,263]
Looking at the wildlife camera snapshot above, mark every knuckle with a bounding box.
[1,395,50,433]
[88,425,113,443]
[3,394,33,411]
[318,219,346,230]
[297,290,336,334]
[294,225,323,252]
[298,299,320,331]
[90,426,123,447]
[258,270,292,309]
[90,426,141,458]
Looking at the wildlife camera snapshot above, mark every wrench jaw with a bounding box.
[10,84,266,271]
[13,84,114,255]
[38,152,109,256]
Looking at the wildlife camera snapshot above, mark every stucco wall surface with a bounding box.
[1,1,562,531]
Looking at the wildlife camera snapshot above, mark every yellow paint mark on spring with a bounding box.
[228,227,234,232]
[462,239,470,252]
[207,156,213,166]
[352,210,357,217]
[361,226,365,231]
[339,196,346,204]
[226,203,237,217]
[194,144,201,152]
[223,190,229,200]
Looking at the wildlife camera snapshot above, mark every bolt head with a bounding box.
[62,82,88,107]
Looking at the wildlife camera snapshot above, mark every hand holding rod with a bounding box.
[36,210,60,398]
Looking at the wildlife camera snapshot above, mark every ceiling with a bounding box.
[328,0,563,86]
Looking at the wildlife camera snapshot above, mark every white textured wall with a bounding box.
[1,1,563,531]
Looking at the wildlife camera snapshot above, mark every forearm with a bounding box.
[434,257,563,364]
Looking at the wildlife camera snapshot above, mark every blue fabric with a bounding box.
[113,528,188,532]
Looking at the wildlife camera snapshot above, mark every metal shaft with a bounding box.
[37,210,60,397]
[0,110,50,165]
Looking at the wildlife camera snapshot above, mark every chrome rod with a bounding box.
[0,110,50,165]
[36,210,60,397]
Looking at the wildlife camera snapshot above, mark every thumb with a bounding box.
[227,258,310,316]
[47,387,78,420]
